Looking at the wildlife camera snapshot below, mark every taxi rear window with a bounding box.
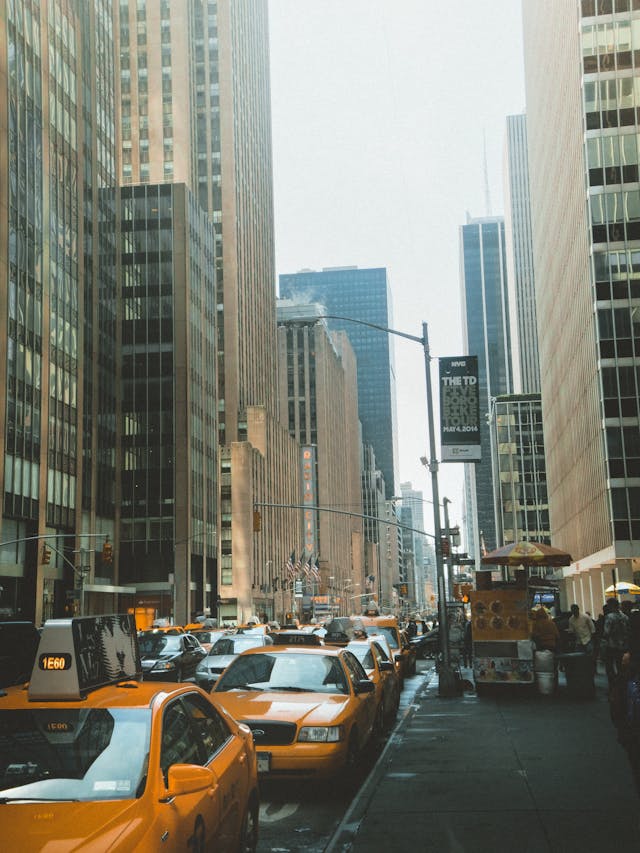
[0,708,151,802]
[364,625,399,649]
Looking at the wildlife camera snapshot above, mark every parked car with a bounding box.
[196,634,273,691]
[1,615,259,852]
[139,631,206,682]
[187,628,230,654]
[212,642,377,780]
[345,637,400,729]
[410,626,440,659]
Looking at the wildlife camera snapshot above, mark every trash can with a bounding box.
[534,650,556,695]
[557,652,595,698]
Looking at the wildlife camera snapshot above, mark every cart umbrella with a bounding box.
[605,582,640,596]
[480,541,572,568]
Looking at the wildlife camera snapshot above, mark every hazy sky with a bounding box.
[268,0,526,535]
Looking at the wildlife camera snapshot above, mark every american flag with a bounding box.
[310,556,320,582]
[285,551,296,580]
[301,553,311,579]
[294,550,305,575]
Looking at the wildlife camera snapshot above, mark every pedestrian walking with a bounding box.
[609,609,640,796]
[603,597,630,688]
[567,604,595,654]
[531,607,560,652]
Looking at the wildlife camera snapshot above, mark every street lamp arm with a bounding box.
[254,501,436,540]
[316,315,424,346]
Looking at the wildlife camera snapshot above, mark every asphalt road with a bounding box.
[256,661,433,853]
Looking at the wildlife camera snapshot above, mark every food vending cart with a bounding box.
[470,585,535,686]
[471,541,571,689]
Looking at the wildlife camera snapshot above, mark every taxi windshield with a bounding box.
[215,652,349,694]
[0,708,151,802]
[138,634,180,655]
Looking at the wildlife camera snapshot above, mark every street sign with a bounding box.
[455,557,475,566]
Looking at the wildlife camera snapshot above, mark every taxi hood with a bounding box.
[213,690,351,726]
[3,798,148,851]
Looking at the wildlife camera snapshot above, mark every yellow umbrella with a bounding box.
[605,582,640,595]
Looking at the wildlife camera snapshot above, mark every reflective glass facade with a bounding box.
[583,5,640,546]
[1,0,119,623]
[492,395,549,547]
[460,218,512,555]
[118,184,217,620]
[279,267,398,499]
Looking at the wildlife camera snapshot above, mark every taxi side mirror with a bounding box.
[394,654,403,664]
[161,764,215,801]
[379,661,394,672]
[355,679,376,694]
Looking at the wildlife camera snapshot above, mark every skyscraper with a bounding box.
[0,0,119,625]
[459,217,513,558]
[279,267,399,499]
[276,302,365,616]
[522,0,640,610]
[118,0,297,623]
[504,113,541,395]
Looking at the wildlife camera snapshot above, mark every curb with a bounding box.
[324,671,434,853]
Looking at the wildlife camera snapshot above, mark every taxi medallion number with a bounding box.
[38,653,72,671]
[257,752,271,773]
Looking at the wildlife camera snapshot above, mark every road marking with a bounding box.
[259,802,300,823]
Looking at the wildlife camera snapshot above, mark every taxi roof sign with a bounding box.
[28,614,142,702]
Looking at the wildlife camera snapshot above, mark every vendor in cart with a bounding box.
[531,606,560,652]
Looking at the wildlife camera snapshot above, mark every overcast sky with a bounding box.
[268,0,526,535]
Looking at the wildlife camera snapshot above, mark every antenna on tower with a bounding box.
[483,130,492,217]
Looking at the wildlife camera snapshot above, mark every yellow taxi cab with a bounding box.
[0,614,259,852]
[212,632,377,780]
[344,637,400,730]
[356,614,412,683]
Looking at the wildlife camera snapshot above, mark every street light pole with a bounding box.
[442,497,454,599]
[421,322,458,697]
[314,314,458,696]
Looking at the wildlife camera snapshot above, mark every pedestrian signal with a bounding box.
[42,544,51,565]
[102,539,113,564]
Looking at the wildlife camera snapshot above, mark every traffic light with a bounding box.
[42,544,51,564]
[252,510,262,532]
[102,539,113,564]
[440,535,450,557]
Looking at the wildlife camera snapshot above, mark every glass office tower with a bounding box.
[279,267,399,500]
[460,217,513,558]
[523,0,640,610]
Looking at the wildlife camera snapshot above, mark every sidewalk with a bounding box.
[327,666,640,852]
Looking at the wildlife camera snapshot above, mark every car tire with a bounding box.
[238,792,259,853]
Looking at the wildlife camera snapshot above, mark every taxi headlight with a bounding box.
[297,725,343,743]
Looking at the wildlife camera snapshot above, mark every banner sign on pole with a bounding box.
[439,356,481,462]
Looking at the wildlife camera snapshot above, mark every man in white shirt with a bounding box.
[568,604,595,654]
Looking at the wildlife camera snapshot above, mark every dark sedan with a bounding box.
[410,627,440,659]
[138,631,206,681]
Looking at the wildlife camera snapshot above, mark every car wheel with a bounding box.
[238,793,259,853]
